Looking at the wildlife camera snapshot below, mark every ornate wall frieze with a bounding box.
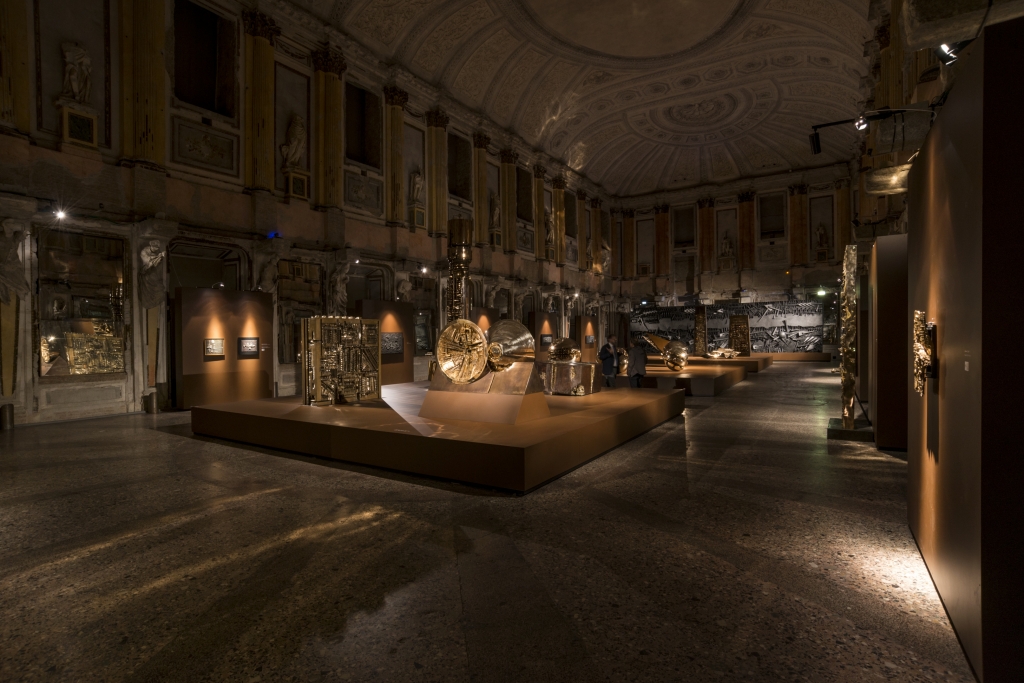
[499,148,519,164]
[472,132,490,149]
[425,107,449,128]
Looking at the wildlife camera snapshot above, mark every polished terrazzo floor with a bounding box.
[1,363,974,682]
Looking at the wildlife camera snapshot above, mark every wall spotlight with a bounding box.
[817,288,826,296]
[854,116,868,131]
[354,259,359,264]
[808,131,822,155]
[55,210,66,220]
[935,40,972,66]
[421,266,427,273]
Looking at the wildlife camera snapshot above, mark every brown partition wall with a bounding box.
[356,300,415,385]
[906,18,1024,682]
[174,288,274,409]
[869,234,907,450]
[575,315,598,363]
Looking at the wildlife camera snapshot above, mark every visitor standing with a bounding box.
[627,340,647,388]
[598,334,618,387]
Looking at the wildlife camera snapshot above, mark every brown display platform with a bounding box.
[684,354,774,373]
[191,382,685,493]
[615,365,746,397]
[769,352,831,361]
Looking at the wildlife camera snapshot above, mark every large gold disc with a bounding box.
[436,319,488,384]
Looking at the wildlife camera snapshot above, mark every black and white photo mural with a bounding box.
[630,302,825,354]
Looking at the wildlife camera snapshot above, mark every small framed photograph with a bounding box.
[585,335,596,345]
[204,338,225,358]
[540,334,553,345]
[238,337,260,359]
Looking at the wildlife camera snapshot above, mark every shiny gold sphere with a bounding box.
[548,337,582,363]
[663,340,689,371]
[436,319,488,384]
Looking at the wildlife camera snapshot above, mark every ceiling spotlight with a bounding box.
[421,266,427,273]
[817,289,826,296]
[935,40,972,66]
[55,210,66,220]
[808,131,822,155]
[354,259,359,264]
[854,116,868,131]
[641,300,647,305]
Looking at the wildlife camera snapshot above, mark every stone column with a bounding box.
[609,208,621,278]
[0,0,31,134]
[383,85,408,225]
[425,108,450,236]
[697,197,715,274]
[788,184,809,266]
[654,204,670,277]
[121,0,168,164]
[576,190,588,270]
[532,164,547,260]
[472,133,490,246]
[835,178,852,256]
[590,198,602,273]
[622,209,636,279]
[738,191,756,271]
[312,47,346,209]
[552,176,567,266]
[499,149,518,254]
[243,10,280,191]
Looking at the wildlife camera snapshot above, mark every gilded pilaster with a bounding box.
[312,48,346,208]
[654,205,670,277]
[532,164,547,260]
[120,0,167,164]
[738,191,756,271]
[552,176,566,267]
[383,86,408,224]
[609,208,621,278]
[835,178,852,256]
[243,10,279,191]
[622,209,636,279]
[788,184,809,266]
[499,149,518,254]
[589,197,602,273]
[697,197,715,274]
[472,132,490,246]
[576,190,588,270]
[0,0,31,133]
[425,108,449,236]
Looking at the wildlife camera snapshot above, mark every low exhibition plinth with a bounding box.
[191,382,685,493]
[617,365,747,396]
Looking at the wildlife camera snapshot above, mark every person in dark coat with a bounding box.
[598,334,618,387]
[627,340,648,388]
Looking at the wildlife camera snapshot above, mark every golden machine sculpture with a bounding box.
[838,245,858,428]
[300,316,381,405]
[540,337,601,396]
[642,333,689,371]
[912,310,936,396]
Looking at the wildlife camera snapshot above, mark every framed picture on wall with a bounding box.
[540,334,553,345]
[204,338,225,358]
[238,337,260,359]
[585,335,596,345]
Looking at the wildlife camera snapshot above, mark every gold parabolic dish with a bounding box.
[436,319,488,384]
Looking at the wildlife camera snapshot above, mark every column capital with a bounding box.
[383,85,409,108]
[551,176,566,190]
[697,197,715,209]
[738,190,756,203]
[472,132,491,149]
[575,189,588,201]
[590,198,602,209]
[425,108,449,129]
[789,184,808,195]
[623,209,635,218]
[835,178,851,189]
[499,148,519,164]
[532,164,547,179]
[654,204,670,214]
[311,47,346,76]
[242,10,281,44]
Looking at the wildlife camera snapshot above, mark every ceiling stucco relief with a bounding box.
[321,0,869,198]
[489,49,550,124]
[451,29,521,104]
[412,1,495,74]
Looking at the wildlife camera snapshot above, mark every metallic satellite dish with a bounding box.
[436,319,488,384]
[486,319,535,371]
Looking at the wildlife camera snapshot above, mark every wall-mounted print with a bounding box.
[204,338,225,357]
[238,337,260,359]
[381,332,404,355]
[540,334,554,346]
[585,335,596,345]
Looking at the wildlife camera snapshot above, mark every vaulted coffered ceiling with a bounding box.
[305,0,871,197]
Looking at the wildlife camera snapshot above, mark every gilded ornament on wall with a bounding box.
[913,310,935,396]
